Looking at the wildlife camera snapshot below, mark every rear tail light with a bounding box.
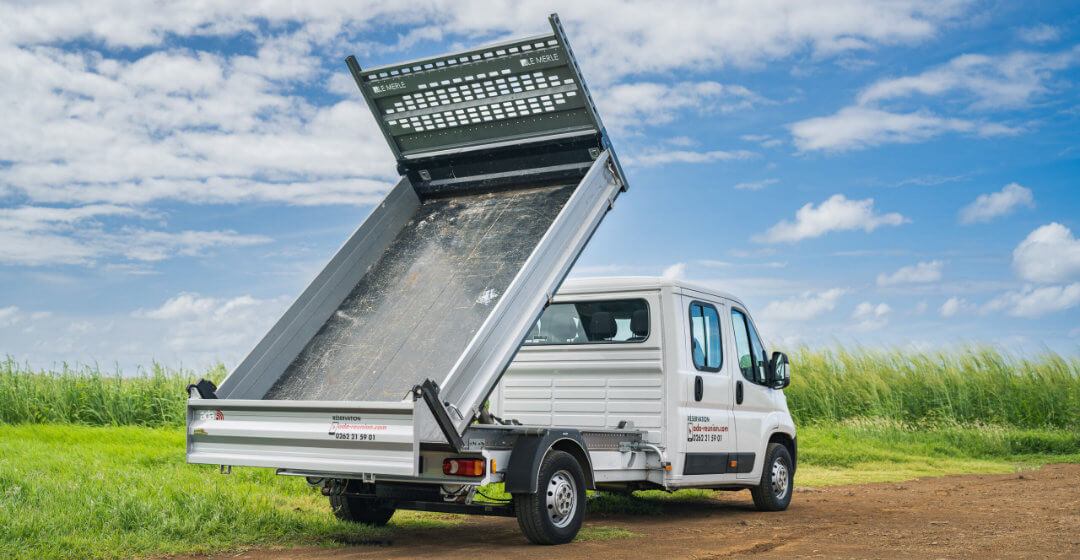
[443,458,485,477]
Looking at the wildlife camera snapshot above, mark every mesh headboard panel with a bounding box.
[349,14,605,161]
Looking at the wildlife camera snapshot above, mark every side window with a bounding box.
[746,316,769,384]
[731,308,767,384]
[688,302,722,372]
[524,299,649,345]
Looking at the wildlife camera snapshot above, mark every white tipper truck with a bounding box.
[185,14,796,545]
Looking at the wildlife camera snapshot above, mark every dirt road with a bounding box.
[208,464,1080,559]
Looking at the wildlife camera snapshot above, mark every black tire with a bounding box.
[328,495,395,526]
[751,442,793,511]
[513,450,587,545]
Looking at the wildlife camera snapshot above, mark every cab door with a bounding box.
[677,297,737,481]
[728,305,775,480]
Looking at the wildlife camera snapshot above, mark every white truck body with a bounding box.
[189,276,796,493]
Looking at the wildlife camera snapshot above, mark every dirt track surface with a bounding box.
[207,464,1080,559]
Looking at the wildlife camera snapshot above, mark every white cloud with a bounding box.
[790,46,1077,151]
[761,288,845,322]
[756,194,907,243]
[877,260,944,286]
[0,1,978,274]
[939,296,969,317]
[134,293,291,357]
[734,179,779,191]
[120,230,272,263]
[741,134,784,148]
[0,34,391,269]
[1012,223,1080,283]
[0,205,141,229]
[851,301,891,331]
[664,136,698,147]
[790,107,1016,152]
[959,183,1035,224]
[0,293,291,371]
[625,148,755,167]
[661,262,687,280]
[856,49,1079,109]
[599,81,761,132]
[0,43,396,208]
[0,306,20,328]
[1017,24,1061,45]
[984,284,1080,318]
[0,1,973,206]
[0,1,971,78]
[895,174,969,187]
[0,204,270,267]
[697,259,787,269]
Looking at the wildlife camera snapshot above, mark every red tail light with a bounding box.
[443,458,485,477]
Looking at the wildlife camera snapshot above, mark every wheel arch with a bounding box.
[504,429,595,494]
[768,430,797,475]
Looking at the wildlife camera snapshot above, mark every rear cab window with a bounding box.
[523,299,649,345]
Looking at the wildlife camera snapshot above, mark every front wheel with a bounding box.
[513,450,586,545]
[328,495,395,526]
[751,442,793,511]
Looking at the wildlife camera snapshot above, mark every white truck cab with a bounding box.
[493,276,796,495]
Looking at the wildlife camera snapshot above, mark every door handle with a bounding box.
[736,381,744,405]
[694,376,703,402]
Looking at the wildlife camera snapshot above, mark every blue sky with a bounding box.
[1,1,1078,372]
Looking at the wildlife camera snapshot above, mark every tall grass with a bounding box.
[2,348,1078,428]
[0,358,225,427]
[786,348,1080,428]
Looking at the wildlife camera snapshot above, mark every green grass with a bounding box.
[4,348,1078,428]
[1,348,1078,557]
[574,525,638,541]
[786,347,1080,428]
[0,425,459,560]
[0,358,225,427]
[2,422,1075,559]
[777,418,1079,487]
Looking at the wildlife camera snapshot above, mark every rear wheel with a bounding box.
[751,442,793,511]
[514,450,586,545]
[328,495,395,526]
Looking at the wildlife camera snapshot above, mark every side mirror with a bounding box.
[768,351,790,389]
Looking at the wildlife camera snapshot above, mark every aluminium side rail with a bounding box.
[187,14,629,477]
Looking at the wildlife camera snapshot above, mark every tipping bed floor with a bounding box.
[264,184,575,401]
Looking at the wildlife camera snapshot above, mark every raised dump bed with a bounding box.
[264,183,576,403]
[188,14,628,476]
